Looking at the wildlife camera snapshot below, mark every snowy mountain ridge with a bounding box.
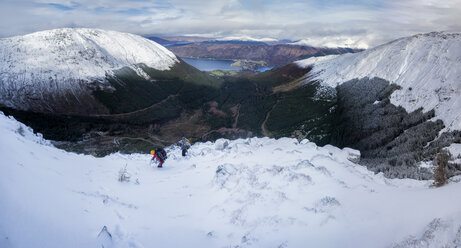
[0,28,178,82]
[217,35,278,43]
[0,28,178,111]
[296,32,461,131]
[290,38,369,49]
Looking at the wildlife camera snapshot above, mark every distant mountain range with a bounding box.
[148,36,363,67]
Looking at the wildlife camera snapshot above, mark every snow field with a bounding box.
[1,112,461,248]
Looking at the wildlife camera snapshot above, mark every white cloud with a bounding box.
[0,0,460,48]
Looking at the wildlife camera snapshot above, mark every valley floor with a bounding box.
[1,112,461,248]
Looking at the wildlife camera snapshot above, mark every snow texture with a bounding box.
[0,28,178,108]
[1,111,461,248]
[448,143,461,165]
[296,32,461,131]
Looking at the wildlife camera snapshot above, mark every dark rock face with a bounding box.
[331,77,461,179]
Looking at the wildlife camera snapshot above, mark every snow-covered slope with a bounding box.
[290,38,369,49]
[218,36,278,43]
[296,32,461,131]
[2,111,461,248]
[0,28,178,82]
[0,28,179,111]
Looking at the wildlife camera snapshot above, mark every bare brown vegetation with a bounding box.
[432,149,452,187]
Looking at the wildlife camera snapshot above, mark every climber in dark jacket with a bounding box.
[150,148,167,168]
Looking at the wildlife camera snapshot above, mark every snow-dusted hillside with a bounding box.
[0,28,178,111]
[290,38,369,49]
[218,36,278,43]
[296,32,461,131]
[2,111,461,248]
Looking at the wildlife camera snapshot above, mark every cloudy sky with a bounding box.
[1,0,460,48]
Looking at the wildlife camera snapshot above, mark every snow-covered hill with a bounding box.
[290,38,369,49]
[0,28,179,112]
[218,36,278,43]
[296,32,461,131]
[2,111,461,248]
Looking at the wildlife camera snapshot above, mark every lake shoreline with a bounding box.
[180,57,273,72]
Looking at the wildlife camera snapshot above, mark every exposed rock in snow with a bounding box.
[214,139,230,151]
[296,32,461,131]
[343,147,361,163]
[97,226,113,248]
